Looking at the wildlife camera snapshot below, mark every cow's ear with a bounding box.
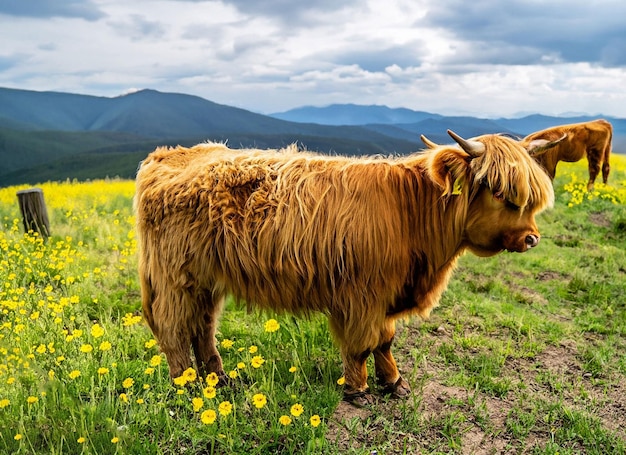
[428,148,471,195]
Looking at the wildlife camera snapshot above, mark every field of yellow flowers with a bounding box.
[0,180,339,454]
[1,154,625,454]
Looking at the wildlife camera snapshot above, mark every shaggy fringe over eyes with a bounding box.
[470,135,555,211]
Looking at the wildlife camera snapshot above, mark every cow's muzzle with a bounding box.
[525,234,540,249]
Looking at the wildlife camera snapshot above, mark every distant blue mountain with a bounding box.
[271,104,626,150]
[270,104,442,126]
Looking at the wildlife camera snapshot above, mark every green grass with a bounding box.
[1,155,626,454]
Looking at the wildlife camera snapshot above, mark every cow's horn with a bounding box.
[527,133,567,157]
[420,134,439,149]
[447,130,485,157]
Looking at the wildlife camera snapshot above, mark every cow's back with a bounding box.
[134,143,414,316]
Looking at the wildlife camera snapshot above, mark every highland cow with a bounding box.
[134,130,555,405]
[520,119,613,190]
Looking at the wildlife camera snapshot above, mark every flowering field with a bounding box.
[0,180,339,454]
[1,153,626,454]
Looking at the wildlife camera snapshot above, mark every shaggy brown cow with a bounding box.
[134,131,554,406]
[520,119,613,190]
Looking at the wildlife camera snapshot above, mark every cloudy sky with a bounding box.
[1,0,625,118]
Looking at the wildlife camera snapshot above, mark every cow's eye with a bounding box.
[493,191,520,210]
[505,200,521,211]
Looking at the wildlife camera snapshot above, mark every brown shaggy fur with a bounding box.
[520,119,613,190]
[134,134,553,403]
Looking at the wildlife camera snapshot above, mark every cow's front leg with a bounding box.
[342,348,375,406]
[373,320,411,398]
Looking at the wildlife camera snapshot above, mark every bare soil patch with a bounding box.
[327,326,626,454]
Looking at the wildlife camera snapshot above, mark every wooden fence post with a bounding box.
[16,188,50,240]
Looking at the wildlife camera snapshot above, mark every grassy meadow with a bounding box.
[1,154,626,454]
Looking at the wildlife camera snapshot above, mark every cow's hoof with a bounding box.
[217,373,233,388]
[380,377,411,399]
[343,389,376,407]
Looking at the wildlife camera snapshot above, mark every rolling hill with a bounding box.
[1,87,624,187]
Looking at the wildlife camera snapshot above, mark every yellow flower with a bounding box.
[252,393,267,409]
[251,355,265,368]
[310,414,321,427]
[119,393,129,403]
[122,377,134,388]
[201,409,217,425]
[205,372,219,387]
[249,345,258,354]
[290,403,304,417]
[264,319,280,333]
[237,362,246,369]
[97,367,109,375]
[289,366,297,373]
[99,341,112,351]
[91,323,105,338]
[69,370,81,380]
[182,367,197,383]
[218,401,232,416]
[27,396,38,405]
[144,367,155,375]
[192,397,204,412]
[35,344,46,354]
[149,355,162,367]
[136,398,144,404]
[279,415,292,426]
[203,386,216,399]
[0,399,10,408]
[14,434,22,441]
[337,376,345,385]
[228,370,238,379]
[80,344,93,353]
[77,437,86,444]
[145,339,157,349]
[122,313,142,326]
[111,436,119,444]
[220,339,234,349]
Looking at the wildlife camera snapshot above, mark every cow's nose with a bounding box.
[525,234,540,249]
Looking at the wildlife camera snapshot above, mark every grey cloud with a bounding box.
[421,0,626,67]
[0,53,27,71]
[108,15,167,41]
[328,43,427,72]
[218,0,359,23]
[0,0,105,20]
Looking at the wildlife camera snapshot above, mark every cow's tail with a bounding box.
[602,121,613,184]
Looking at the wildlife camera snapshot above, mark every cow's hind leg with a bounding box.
[586,148,602,191]
[602,157,610,184]
[373,319,411,399]
[150,290,195,380]
[191,292,228,384]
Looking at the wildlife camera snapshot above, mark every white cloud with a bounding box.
[0,0,625,117]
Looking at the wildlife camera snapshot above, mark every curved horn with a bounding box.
[447,129,485,157]
[420,134,439,149]
[527,133,567,157]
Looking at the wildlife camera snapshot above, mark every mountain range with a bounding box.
[1,87,624,187]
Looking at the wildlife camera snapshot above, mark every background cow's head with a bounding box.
[425,130,555,257]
